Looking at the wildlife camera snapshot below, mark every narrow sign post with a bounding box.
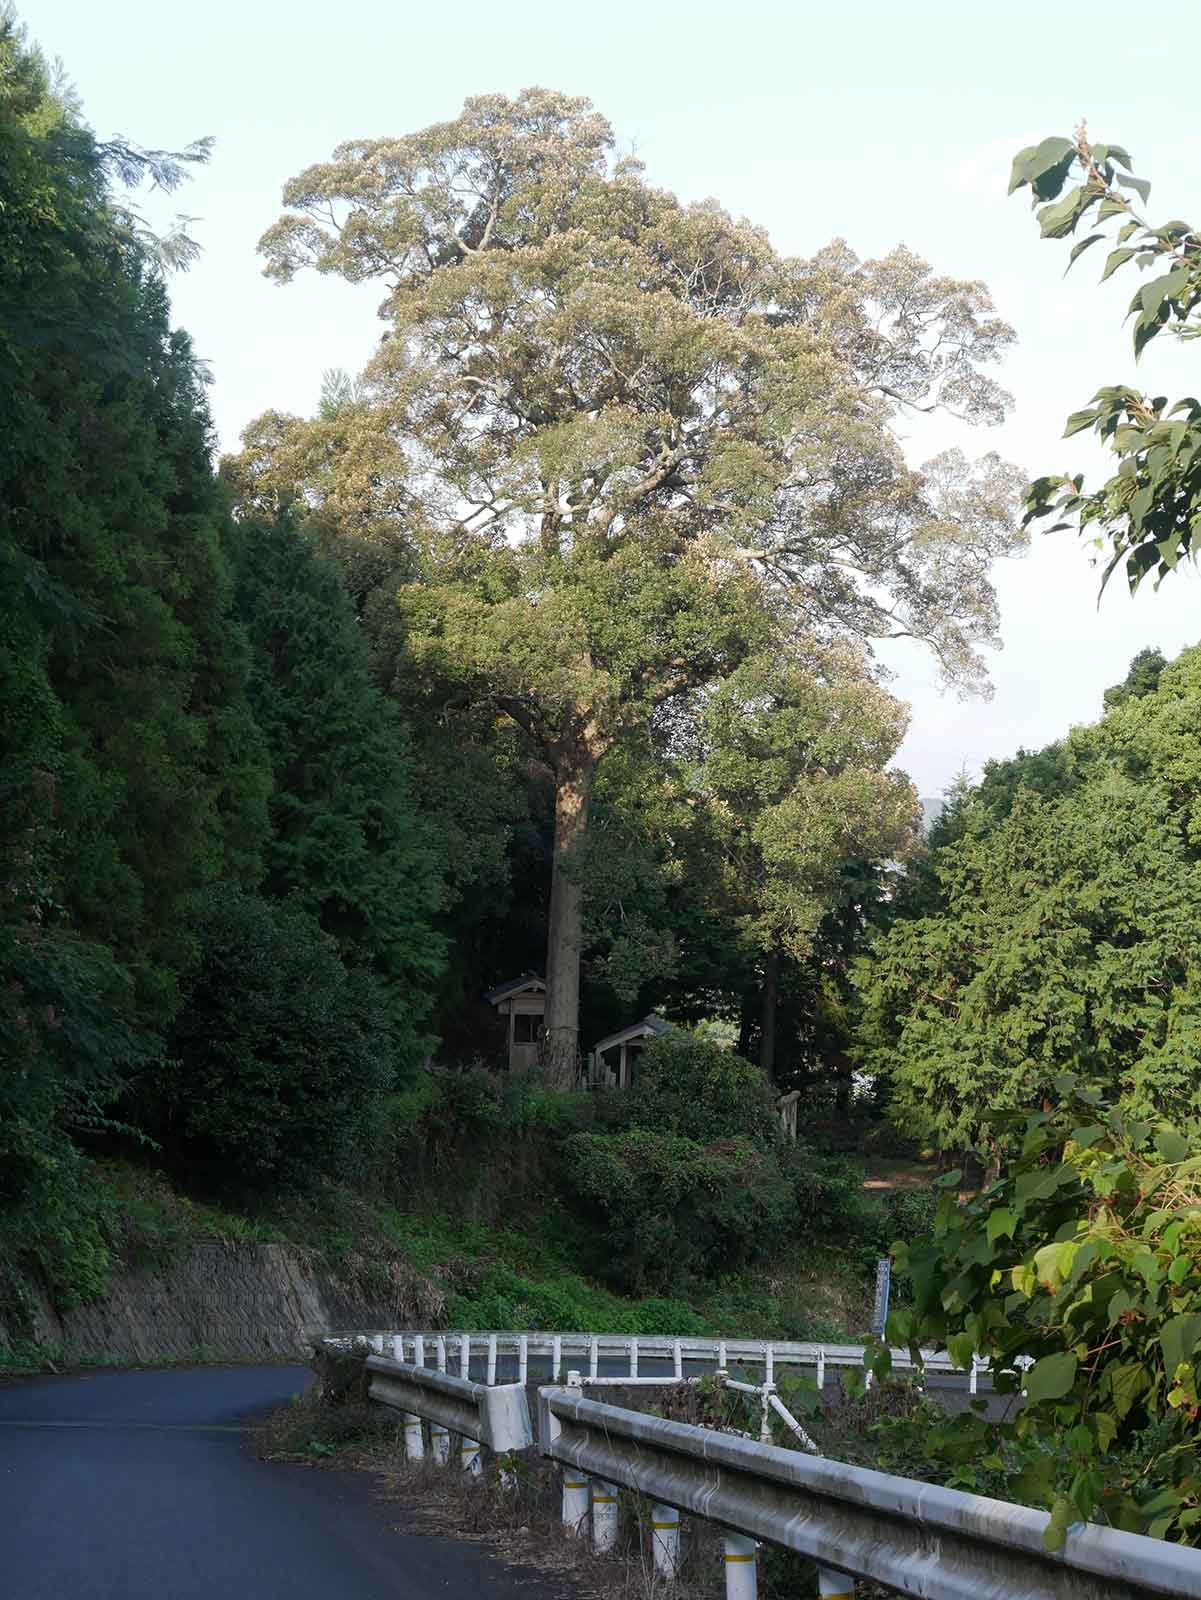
[871,1257,891,1340]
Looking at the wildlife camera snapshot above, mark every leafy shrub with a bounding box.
[891,1075,1201,1547]
[563,1128,792,1292]
[786,1146,867,1234]
[882,1185,939,1247]
[160,886,395,1192]
[622,1032,778,1145]
[630,1297,712,1336]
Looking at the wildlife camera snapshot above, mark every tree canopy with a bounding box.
[860,645,1201,1159]
[235,86,1024,1077]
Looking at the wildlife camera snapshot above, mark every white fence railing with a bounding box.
[326,1328,1002,1393]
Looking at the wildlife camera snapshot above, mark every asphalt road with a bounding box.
[0,1365,558,1600]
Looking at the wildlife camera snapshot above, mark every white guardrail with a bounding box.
[540,1385,1201,1600]
[325,1329,1201,1598]
[327,1328,1000,1393]
[326,1333,1201,1600]
[364,1355,532,1472]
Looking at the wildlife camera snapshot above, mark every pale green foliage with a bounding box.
[698,642,919,960]
[252,88,1024,696]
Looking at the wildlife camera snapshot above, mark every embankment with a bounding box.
[3,1241,441,1367]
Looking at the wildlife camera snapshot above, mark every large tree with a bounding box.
[245,89,1024,1081]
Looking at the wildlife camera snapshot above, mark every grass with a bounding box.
[373,1207,870,1342]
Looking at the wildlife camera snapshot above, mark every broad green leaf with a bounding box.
[1025,1351,1078,1404]
[1029,135,1075,172]
[1101,246,1136,282]
[1009,137,1075,197]
[1066,233,1104,272]
[1160,1313,1201,1378]
[1154,1129,1190,1165]
[947,1331,975,1371]
[1038,186,1088,239]
[1107,1361,1148,1419]
[1115,170,1152,204]
[1008,143,1040,196]
[1044,1495,1076,1552]
[1093,1412,1118,1452]
[986,1207,1018,1244]
[1012,1263,1037,1298]
[1063,408,1099,437]
[1139,273,1181,320]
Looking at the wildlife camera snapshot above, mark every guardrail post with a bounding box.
[651,1503,680,1578]
[460,1335,471,1380]
[519,1335,528,1385]
[462,1436,482,1477]
[561,1471,590,1534]
[816,1346,826,1390]
[589,1336,599,1380]
[817,1567,854,1598]
[673,1339,683,1380]
[436,1336,447,1373]
[402,1411,425,1461]
[414,1335,426,1369]
[629,1337,639,1378]
[391,1334,405,1362]
[723,1533,757,1599]
[487,1334,498,1386]
[591,1479,619,1551]
[553,1335,562,1380]
[371,1334,385,1354]
[430,1419,451,1466]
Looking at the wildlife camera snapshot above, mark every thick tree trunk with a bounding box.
[542,747,597,1089]
[759,947,779,1081]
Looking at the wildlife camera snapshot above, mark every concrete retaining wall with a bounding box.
[3,1242,439,1366]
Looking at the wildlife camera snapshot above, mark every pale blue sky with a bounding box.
[19,0,1201,794]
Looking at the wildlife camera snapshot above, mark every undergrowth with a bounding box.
[2,1057,937,1370]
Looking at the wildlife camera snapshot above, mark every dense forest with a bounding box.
[5,9,1201,1546]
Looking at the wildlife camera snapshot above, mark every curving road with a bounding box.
[0,1365,557,1600]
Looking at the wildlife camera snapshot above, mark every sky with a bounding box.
[19,0,1201,797]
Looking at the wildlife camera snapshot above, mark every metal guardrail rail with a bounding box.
[539,1385,1201,1600]
[365,1355,533,1467]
